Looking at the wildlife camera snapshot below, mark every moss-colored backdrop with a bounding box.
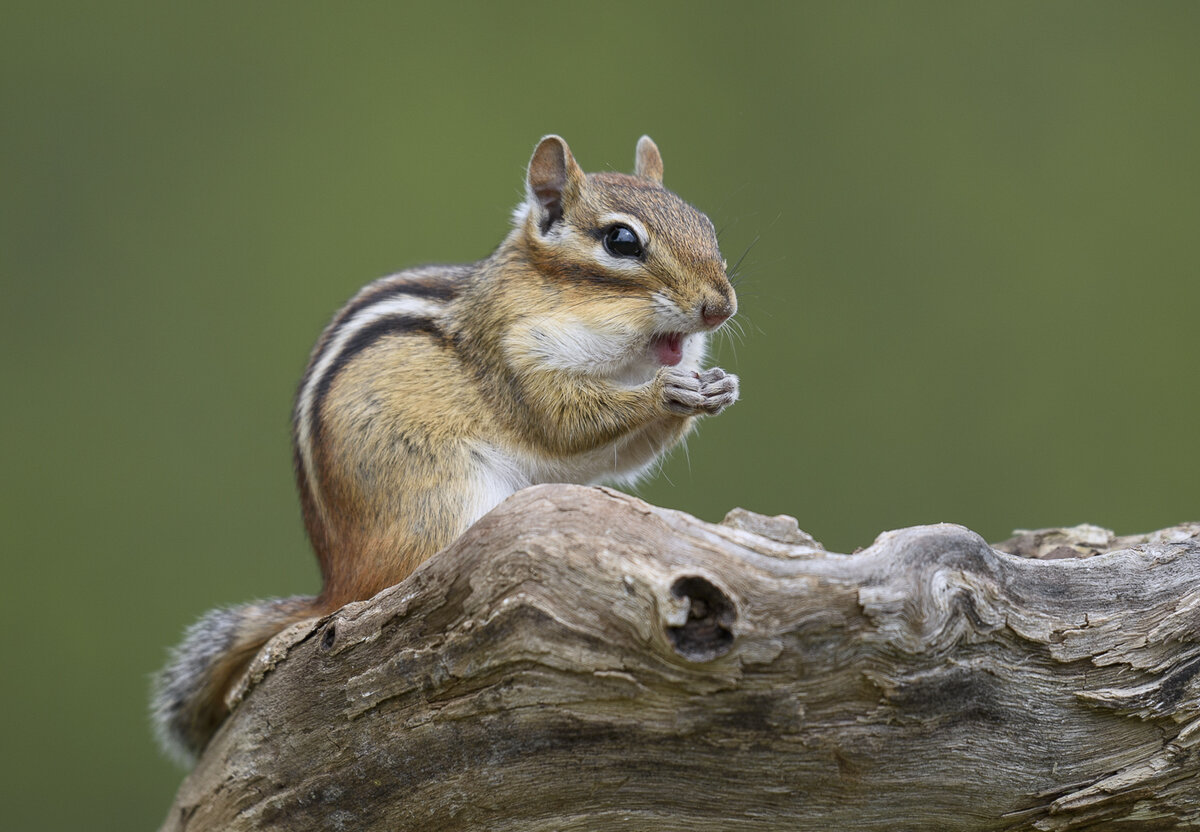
[3,3,1197,828]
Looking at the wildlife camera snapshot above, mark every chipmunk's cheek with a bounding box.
[651,333,684,366]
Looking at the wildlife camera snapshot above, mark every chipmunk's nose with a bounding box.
[701,298,735,328]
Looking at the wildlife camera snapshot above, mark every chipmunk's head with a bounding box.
[512,135,735,376]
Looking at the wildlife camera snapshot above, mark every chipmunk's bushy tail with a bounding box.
[151,596,317,766]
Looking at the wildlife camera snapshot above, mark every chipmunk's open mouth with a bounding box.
[651,333,684,366]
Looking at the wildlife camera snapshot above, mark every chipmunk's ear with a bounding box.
[634,135,663,184]
[526,135,585,233]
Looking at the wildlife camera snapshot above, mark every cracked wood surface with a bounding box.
[160,485,1200,831]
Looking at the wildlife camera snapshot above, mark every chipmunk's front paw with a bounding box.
[662,367,740,416]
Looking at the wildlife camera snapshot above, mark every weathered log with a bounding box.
[160,485,1200,831]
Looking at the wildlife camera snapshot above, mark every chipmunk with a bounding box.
[152,135,739,764]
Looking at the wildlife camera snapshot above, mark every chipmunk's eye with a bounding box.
[603,224,644,259]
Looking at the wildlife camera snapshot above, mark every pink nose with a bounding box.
[701,302,732,328]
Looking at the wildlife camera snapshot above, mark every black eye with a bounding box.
[603,224,644,259]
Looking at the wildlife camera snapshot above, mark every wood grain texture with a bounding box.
[160,485,1200,831]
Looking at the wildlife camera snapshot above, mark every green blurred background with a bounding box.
[3,2,1198,828]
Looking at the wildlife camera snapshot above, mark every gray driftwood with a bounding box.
[160,485,1200,831]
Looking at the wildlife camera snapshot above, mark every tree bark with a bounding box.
[160,485,1200,831]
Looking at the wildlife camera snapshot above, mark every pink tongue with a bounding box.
[652,333,683,366]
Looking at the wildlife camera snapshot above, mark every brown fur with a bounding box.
[297,136,736,612]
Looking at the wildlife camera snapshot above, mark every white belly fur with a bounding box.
[467,314,709,522]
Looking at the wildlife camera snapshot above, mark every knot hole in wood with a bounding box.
[668,575,736,661]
